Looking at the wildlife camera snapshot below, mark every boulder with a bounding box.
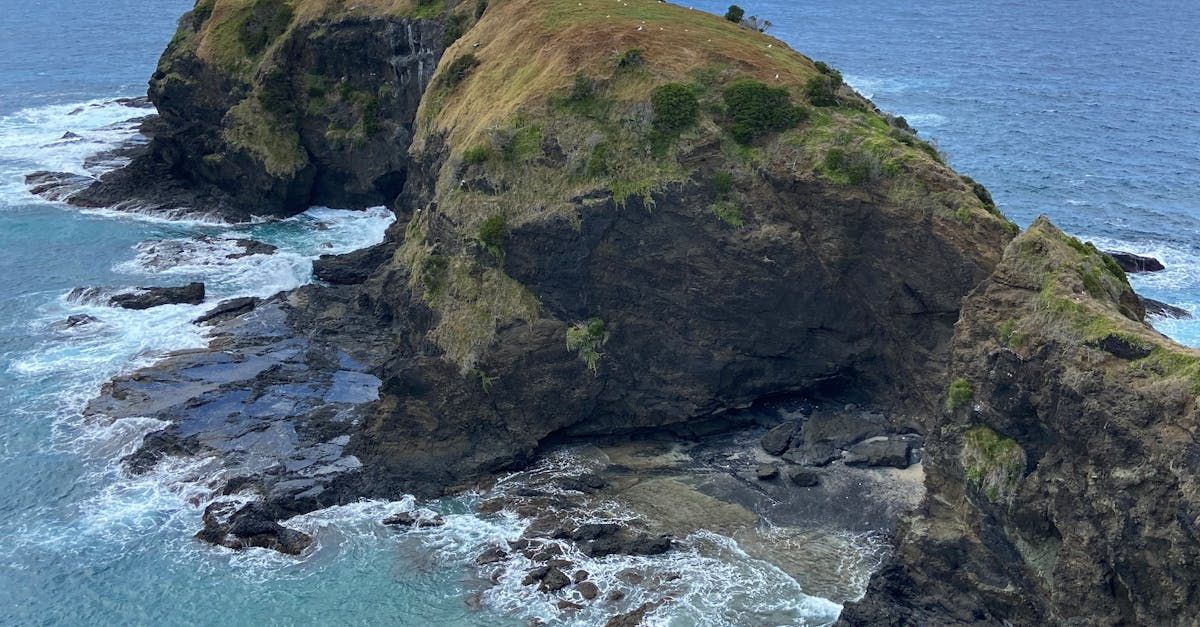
[1105,250,1164,273]
[227,239,278,259]
[787,468,821,487]
[65,314,98,328]
[755,463,780,480]
[109,282,205,309]
[760,421,799,456]
[538,567,571,593]
[577,580,600,600]
[844,439,913,469]
[475,546,507,565]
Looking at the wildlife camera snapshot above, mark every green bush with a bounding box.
[724,5,745,23]
[238,0,293,56]
[823,147,883,186]
[961,175,996,210]
[711,201,744,227]
[722,80,805,144]
[711,171,733,198]
[443,13,468,46]
[462,144,491,165]
[441,53,480,88]
[946,378,973,411]
[258,69,295,119]
[191,0,214,29]
[586,142,611,177]
[566,318,609,374]
[616,48,644,70]
[651,83,699,133]
[806,62,845,108]
[477,214,506,255]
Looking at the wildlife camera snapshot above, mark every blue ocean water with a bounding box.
[1,0,1198,625]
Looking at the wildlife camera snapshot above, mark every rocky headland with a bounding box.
[54,0,1200,623]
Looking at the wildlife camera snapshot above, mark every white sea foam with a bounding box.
[0,98,149,204]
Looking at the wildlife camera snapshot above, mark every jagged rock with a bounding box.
[605,601,665,627]
[760,421,799,456]
[475,547,507,565]
[538,567,571,592]
[228,239,278,259]
[65,314,98,328]
[572,570,589,583]
[1141,296,1191,319]
[106,282,204,309]
[844,439,913,469]
[1105,250,1164,273]
[195,297,259,325]
[25,170,93,201]
[787,468,821,487]
[557,600,583,612]
[195,502,312,556]
[382,511,444,528]
[312,243,392,285]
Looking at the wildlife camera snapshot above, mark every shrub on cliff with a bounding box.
[442,53,480,88]
[238,0,294,56]
[722,80,806,144]
[477,214,506,256]
[650,83,699,134]
[724,5,745,23]
[566,318,608,374]
[805,74,842,107]
[822,147,884,186]
[616,48,644,70]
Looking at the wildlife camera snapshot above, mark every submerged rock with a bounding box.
[64,314,98,328]
[382,511,444,528]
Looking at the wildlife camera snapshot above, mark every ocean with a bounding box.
[0,0,1197,625]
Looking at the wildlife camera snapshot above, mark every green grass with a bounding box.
[566,318,609,374]
[477,213,506,256]
[960,426,1025,503]
[946,378,973,411]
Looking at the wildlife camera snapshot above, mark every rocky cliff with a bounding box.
[76,0,1200,621]
[839,218,1200,625]
[72,0,458,219]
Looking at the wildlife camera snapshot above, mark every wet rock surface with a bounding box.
[69,282,205,309]
[196,501,313,555]
[1141,296,1191,319]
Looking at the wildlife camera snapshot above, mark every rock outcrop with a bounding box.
[67,0,457,220]
[839,218,1200,625]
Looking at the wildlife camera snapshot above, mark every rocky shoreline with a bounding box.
[44,0,1200,623]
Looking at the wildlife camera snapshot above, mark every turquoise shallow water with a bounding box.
[2,0,1199,625]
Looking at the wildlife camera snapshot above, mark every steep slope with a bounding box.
[329,0,1017,492]
[73,0,466,219]
[839,218,1200,625]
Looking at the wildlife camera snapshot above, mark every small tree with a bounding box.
[724,5,744,23]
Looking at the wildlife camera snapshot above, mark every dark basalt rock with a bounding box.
[108,282,205,309]
[25,170,93,201]
[228,239,278,259]
[755,463,779,480]
[1105,250,1164,273]
[195,297,259,325]
[605,601,666,627]
[787,467,821,487]
[312,243,393,285]
[577,580,600,600]
[760,421,799,456]
[843,438,913,469]
[537,567,572,593]
[381,511,444,528]
[1141,296,1191,319]
[1094,333,1153,360]
[64,314,98,328]
[196,502,312,556]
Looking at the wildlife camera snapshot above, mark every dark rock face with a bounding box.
[71,11,447,220]
[760,421,799,456]
[312,243,392,285]
[843,438,913,469]
[195,296,259,325]
[841,219,1200,626]
[1105,250,1165,273]
[787,467,820,487]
